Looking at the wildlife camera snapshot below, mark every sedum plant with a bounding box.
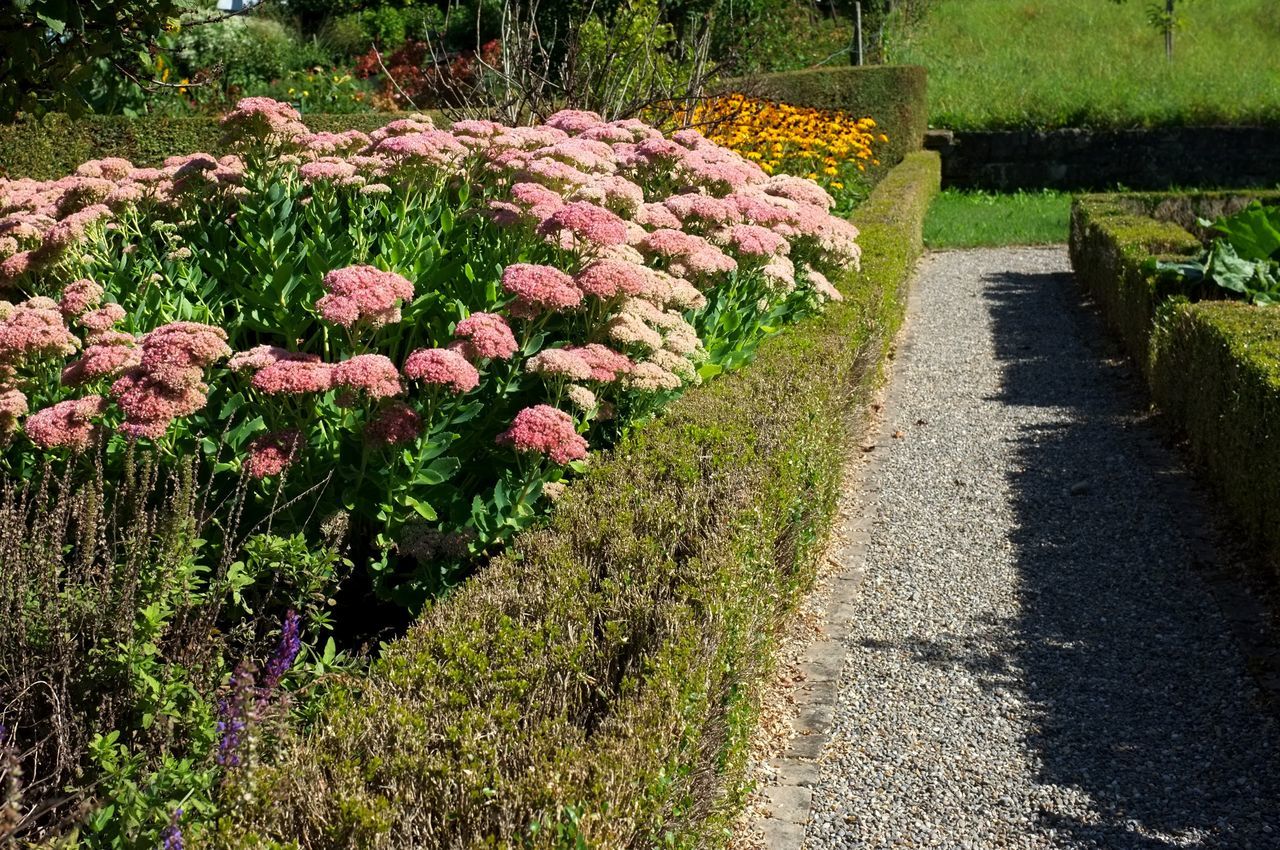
[0,98,862,603]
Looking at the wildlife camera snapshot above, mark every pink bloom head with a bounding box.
[25,395,106,451]
[403,347,480,394]
[221,97,308,149]
[299,159,358,184]
[372,130,469,170]
[496,404,588,465]
[365,402,424,446]
[663,193,741,227]
[764,174,835,210]
[317,264,415,329]
[332,354,402,400]
[229,345,317,373]
[61,338,141,387]
[60,278,103,317]
[543,110,605,134]
[111,368,210,438]
[525,348,592,381]
[565,344,633,382]
[454,312,518,360]
[138,322,231,389]
[635,202,682,230]
[251,358,333,395]
[245,429,303,479]
[76,158,134,181]
[78,303,126,333]
[729,223,789,257]
[574,259,650,301]
[0,388,28,432]
[0,296,79,361]
[501,263,583,314]
[537,201,628,248]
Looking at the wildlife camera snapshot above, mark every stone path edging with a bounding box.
[748,274,926,848]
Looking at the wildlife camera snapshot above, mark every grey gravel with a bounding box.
[803,247,1280,849]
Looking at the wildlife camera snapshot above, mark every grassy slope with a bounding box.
[925,190,1071,248]
[887,0,1280,129]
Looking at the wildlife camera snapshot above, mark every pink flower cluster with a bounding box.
[246,429,303,478]
[316,265,415,329]
[496,404,588,464]
[111,322,230,439]
[404,348,480,394]
[25,395,107,450]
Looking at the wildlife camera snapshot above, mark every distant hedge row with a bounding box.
[1070,192,1280,575]
[0,65,928,180]
[212,153,940,848]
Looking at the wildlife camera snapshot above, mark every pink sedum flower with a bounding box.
[79,303,126,333]
[574,259,651,300]
[332,354,402,399]
[543,109,605,134]
[729,223,789,257]
[496,404,588,465]
[403,347,480,394]
[501,263,583,314]
[0,388,28,433]
[0,296,79,361]
[25,395,106,451]
[365,402,424,446]
[59,278,104,317]
[61,338,141,387]
[565,344,634,382]
[537,201,628,247]
[525,348,592,381]
[317,264,415,329]
[453,312,518,361]
[251,359,334,395]
[245,429,303,479]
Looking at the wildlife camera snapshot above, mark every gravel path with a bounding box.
[803,247,1280,849]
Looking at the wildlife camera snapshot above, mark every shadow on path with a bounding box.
[975,265,1280,848]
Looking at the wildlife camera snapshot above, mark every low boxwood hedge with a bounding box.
[0,112,439,180]
[0,66,927,181]
[216,152,941,849]
[1069,193,1280,574]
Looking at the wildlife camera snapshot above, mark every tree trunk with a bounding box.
[1165,0,1175,60]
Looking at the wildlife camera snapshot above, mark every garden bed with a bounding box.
[219,151,940,848]
[1069,191,1280,575]
[0,65,928,182]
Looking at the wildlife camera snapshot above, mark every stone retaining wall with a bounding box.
[927,126,1280,191]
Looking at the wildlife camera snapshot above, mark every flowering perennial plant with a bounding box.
[0,97,861,601]
[684,94,888,216]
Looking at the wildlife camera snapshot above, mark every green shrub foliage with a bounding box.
[1070,191,1280,574]
[213,152,940,849]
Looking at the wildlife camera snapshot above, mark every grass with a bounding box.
[885,0,1280,130]
[924,189,1071,248]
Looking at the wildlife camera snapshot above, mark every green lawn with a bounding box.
[885,0,1280,129]
[924,190,1071,248]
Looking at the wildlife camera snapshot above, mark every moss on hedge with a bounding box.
[218,152,941,849]
[1068,191,1280,575]
[727,65,928,172]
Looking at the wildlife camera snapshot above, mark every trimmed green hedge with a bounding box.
[1069,193,1280,573]
[0,112,438,181]
[217,152,941,849]
[1,66,927,180]
[730,65,928,171]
